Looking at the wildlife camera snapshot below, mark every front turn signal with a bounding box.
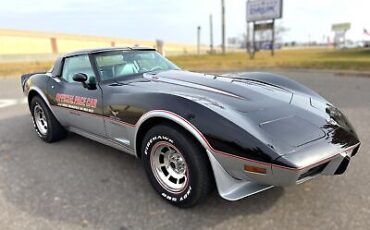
[244,165,267,175]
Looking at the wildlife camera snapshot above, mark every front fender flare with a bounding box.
[133,110,273,201]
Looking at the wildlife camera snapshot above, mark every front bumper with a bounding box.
[208,142,360,201]
[271,143,360,186]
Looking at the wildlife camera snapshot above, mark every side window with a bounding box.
[61,55,95,83]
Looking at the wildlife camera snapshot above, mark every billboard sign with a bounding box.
[247,0,283,22]
[332,23,351,32]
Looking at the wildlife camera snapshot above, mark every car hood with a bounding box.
[143,70,294,112]
[136,70,358,156]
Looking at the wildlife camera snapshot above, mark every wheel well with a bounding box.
[27,90,40,109]
[135,117,206,159]
[135,117,216,189]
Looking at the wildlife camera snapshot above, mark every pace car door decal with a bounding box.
[55,93,97,113]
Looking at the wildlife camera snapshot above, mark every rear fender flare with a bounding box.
[27,87,55,116]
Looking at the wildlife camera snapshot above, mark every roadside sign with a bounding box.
[247,0,283,22]
[332,23,351,48]
[332,23,351,32]
[246,0,283,58]
[254,22,274,31]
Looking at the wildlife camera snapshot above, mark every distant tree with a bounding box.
[274,24,289,44]
[255,23,289,45]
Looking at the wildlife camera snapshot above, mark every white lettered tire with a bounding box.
[141,123,213,208]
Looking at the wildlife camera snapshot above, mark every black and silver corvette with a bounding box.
[21,47,361,207]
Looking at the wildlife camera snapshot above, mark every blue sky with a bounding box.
[0,0,369,44]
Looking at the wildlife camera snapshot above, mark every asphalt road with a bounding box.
[0,70,369,230]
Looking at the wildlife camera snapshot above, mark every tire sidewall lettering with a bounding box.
[144,135,174,155]
[161,186,192,203]
[144,134,192,203]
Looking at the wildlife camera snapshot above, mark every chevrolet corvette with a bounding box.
[21,47,360,207]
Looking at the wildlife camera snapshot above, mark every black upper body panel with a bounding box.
[99,69,359,164]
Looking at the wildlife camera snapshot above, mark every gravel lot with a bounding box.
[0,70,369,230]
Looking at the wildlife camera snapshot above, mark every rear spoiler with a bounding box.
[21,72,45,92]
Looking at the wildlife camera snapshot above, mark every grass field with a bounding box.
[1,48,369,77]
[169,48,370,72]
[0,61,53,77]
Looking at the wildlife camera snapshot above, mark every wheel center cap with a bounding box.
[169,155,185,174]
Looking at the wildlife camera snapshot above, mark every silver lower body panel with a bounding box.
[206,150,273,201]
[206,142,360,201]
[69,127,135,156]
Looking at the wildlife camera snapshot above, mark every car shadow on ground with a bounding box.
[0,115,284,230]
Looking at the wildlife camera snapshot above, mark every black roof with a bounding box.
[63,47,156,57]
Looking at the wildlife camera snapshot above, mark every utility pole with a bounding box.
[221,0,226,54]
[197,26,201,55]
[247,22,252,58]
[210,14,214,53]
[252,22,256,59]
[271,19,275,56]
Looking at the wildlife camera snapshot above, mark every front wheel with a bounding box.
[141,124,213,208]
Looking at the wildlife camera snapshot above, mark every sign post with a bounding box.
[246,0,283,58]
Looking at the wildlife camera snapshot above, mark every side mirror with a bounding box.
[72,73,88,82]
[72,73,96,89]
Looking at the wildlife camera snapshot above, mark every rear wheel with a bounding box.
[141,124,213,208]
[30,96,67,142]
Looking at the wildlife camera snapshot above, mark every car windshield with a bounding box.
[93,50,179,81]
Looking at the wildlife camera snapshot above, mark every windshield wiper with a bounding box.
[109,80,128,86]
[142,68,176,75]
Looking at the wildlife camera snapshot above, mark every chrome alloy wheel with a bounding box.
[150,141,188,193]
[34,103,48,135]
